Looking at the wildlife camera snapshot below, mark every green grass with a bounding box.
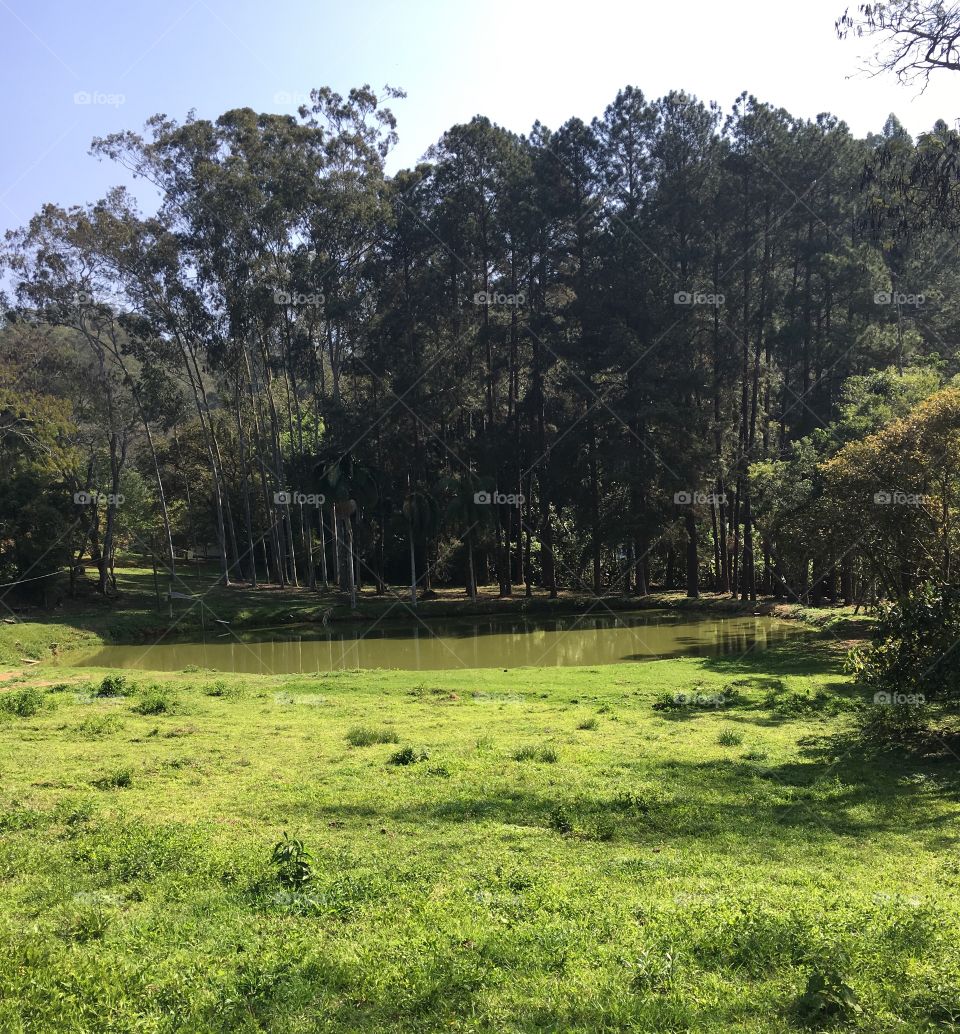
[0,637,957,1031]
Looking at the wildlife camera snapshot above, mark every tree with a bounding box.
[837,2,960,82]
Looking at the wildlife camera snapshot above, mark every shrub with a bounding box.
[132,686,179,715]
[857,700,930,748]
[847,583,960,703]
[0,686,49,717]
[97,674,131,698]
[205,679,240,699]
[388,746,428,766]
[346,725,399,747]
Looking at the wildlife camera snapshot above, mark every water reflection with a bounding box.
[72,610,804,674]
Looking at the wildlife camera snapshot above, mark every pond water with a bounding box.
[71,610,805,674]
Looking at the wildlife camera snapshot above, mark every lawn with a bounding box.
[1,636,958,1031]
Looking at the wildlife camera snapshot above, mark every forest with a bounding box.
[5,83,960,610]
[9,3,960,1031]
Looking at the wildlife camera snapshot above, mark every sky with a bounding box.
[1,0,959,240]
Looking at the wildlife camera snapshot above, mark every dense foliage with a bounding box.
[848,582,960,703]
[4,85,960,604]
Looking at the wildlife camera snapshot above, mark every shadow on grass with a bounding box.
[281,741,960,845]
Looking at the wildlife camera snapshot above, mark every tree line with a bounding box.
[3,84,960,606]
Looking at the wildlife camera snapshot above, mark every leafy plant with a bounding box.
[856,700,930,748]
[388,746,428,766]
[792,968,861,1026]
[57,903,110,942]
[77,713,124,737]
[270,833,314,889]
[627,947,677,992]
[205,679,241,699]
[548,805,573,834]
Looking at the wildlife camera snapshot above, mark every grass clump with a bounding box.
[77,713,124,737]
[346,725,399,747]
[717,730,743,747]
[93,767,133,790]
[204,678,242,699]
[513,744,558,763]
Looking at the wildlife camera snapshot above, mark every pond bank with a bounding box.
[0,579,872,670]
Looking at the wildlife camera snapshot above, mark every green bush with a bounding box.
[0,686,49,717]
[857,701,931,747]
[93,767,133,790]
[97,674,132,698]
[132,686,179,715]
[847,583,960,703]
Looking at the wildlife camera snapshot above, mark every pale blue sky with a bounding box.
[1,0,958,238]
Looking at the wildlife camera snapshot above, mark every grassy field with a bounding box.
[1,631,958,1032]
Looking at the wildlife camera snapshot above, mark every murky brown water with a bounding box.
[70,610,804,674]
